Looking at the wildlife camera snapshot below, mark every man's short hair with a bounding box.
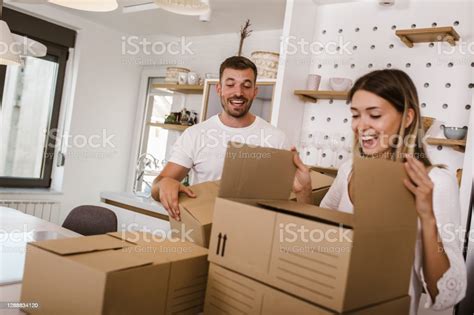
[219,56,258,83]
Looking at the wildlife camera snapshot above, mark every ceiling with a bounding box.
[41,0,287,36]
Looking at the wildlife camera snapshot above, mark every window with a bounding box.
[0,8,76,188]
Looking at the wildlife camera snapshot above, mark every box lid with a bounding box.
[68,249,153,273]
[258,200,354,228]
[219,143,296,200]
[179,181,219,225]
[353,157,417,229]
[308,170,334,190]
[30,234,135,256]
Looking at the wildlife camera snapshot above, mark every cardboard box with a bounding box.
[170,181,220,248]
[204,263,410,315]
[171,170,332,249]
[289,170,334,205]
[208,144,418,312]
[21,232,209,315]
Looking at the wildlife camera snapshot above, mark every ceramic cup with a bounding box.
[178,72,188,85]
[307,74,322,90]
[187,72,199,85]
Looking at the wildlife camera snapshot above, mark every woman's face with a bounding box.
[350,90,410,157]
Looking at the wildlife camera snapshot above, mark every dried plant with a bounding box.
[238,19,252,56]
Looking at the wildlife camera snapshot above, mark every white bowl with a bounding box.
[328,77,353,92]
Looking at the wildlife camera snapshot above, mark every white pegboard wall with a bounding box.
[298,0,473,171]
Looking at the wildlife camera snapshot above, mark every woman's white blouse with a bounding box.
[320,160,467,314]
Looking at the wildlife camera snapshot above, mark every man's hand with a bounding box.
[291,147,312,204]
[156,177,196,221]
[150,162,195,221]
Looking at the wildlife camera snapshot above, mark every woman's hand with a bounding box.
[403,155,435,222]
[291,147,312,203]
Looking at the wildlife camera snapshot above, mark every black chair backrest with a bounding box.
[62,205,118,236]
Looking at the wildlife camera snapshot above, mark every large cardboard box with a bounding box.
[208,144,418,312]
[170,181,220,248]
[171,171,333,249]
[20,232,209,315]
[204,263,410,315]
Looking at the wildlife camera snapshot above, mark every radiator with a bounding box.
[0,200,61,224]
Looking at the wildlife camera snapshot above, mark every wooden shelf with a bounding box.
[294,90,348,102]
[426,138,466,152]
[395,26,460,48]
[152,83,204,94]
[148,122,189,132]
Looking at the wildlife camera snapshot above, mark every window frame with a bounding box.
[0,8,75,188]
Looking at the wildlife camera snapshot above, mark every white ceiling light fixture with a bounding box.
[11,0,118,12]
[153,0,210,16]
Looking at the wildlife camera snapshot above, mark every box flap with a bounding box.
[308,170,335,189]
[108,231,208,262]
[353,157,417,229]
[219,143,296,200]
[179,181,219,225]
[31,234,135,256]
[258,200,354,228]
[68,249,153,273]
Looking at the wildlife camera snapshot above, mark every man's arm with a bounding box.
[151,162,196,221]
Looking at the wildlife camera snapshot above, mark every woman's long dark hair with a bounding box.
[348,69,432,166]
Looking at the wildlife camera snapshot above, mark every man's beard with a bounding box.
[220,96,253,118]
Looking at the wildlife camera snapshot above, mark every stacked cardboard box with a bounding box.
[20,231,208,315]
[204,144,417,314]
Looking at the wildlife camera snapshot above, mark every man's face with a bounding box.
[216,68,258,118]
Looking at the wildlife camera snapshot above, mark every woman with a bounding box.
[293,69,466,314]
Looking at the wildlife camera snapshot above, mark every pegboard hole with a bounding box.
[368,63,373,68]
[391,25,397,30]
[445,83,451,88]
[341,136,346,141]
[306,151,311,156]
[334,64,339,68]
[453,21,460,26]
[386,63,392,68]
[373,26,378,31]
[353,45,358,51]
[343,118,349,123]
[421,103,426,108]
[370,45,375,49]
[405,63,411,68]
[431,22,437,27]
[326,117,331,122]
[311,116,315,121]
[318,64,322,69]
[437,145,443,151]
[389,44,394,49]
[426,62,431,68]
[338,29,343,33]
[355,27,360,32]
[466,105,471,110]
[322,153,327,158]
[308,134,313,138]
[448,62,454,68]
[469,83,474,89]
[442,104,448,109]
[329,99,334,104]
[429,42,435,48]
[471,62,474,67]
[424,82,430,88]
[351,64,355,69]
[411,24,417,28]
[324,135,329,140]
[322,29,327,34]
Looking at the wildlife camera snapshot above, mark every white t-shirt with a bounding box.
[169,114,288,184]
[320,160,467,315]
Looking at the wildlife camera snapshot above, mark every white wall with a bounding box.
[1,3,142,223]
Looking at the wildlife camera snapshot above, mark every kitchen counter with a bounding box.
[100,191,169,221]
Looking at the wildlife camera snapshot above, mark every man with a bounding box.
[151,56,288,220]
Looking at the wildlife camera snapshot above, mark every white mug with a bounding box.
[307,74,322,90]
